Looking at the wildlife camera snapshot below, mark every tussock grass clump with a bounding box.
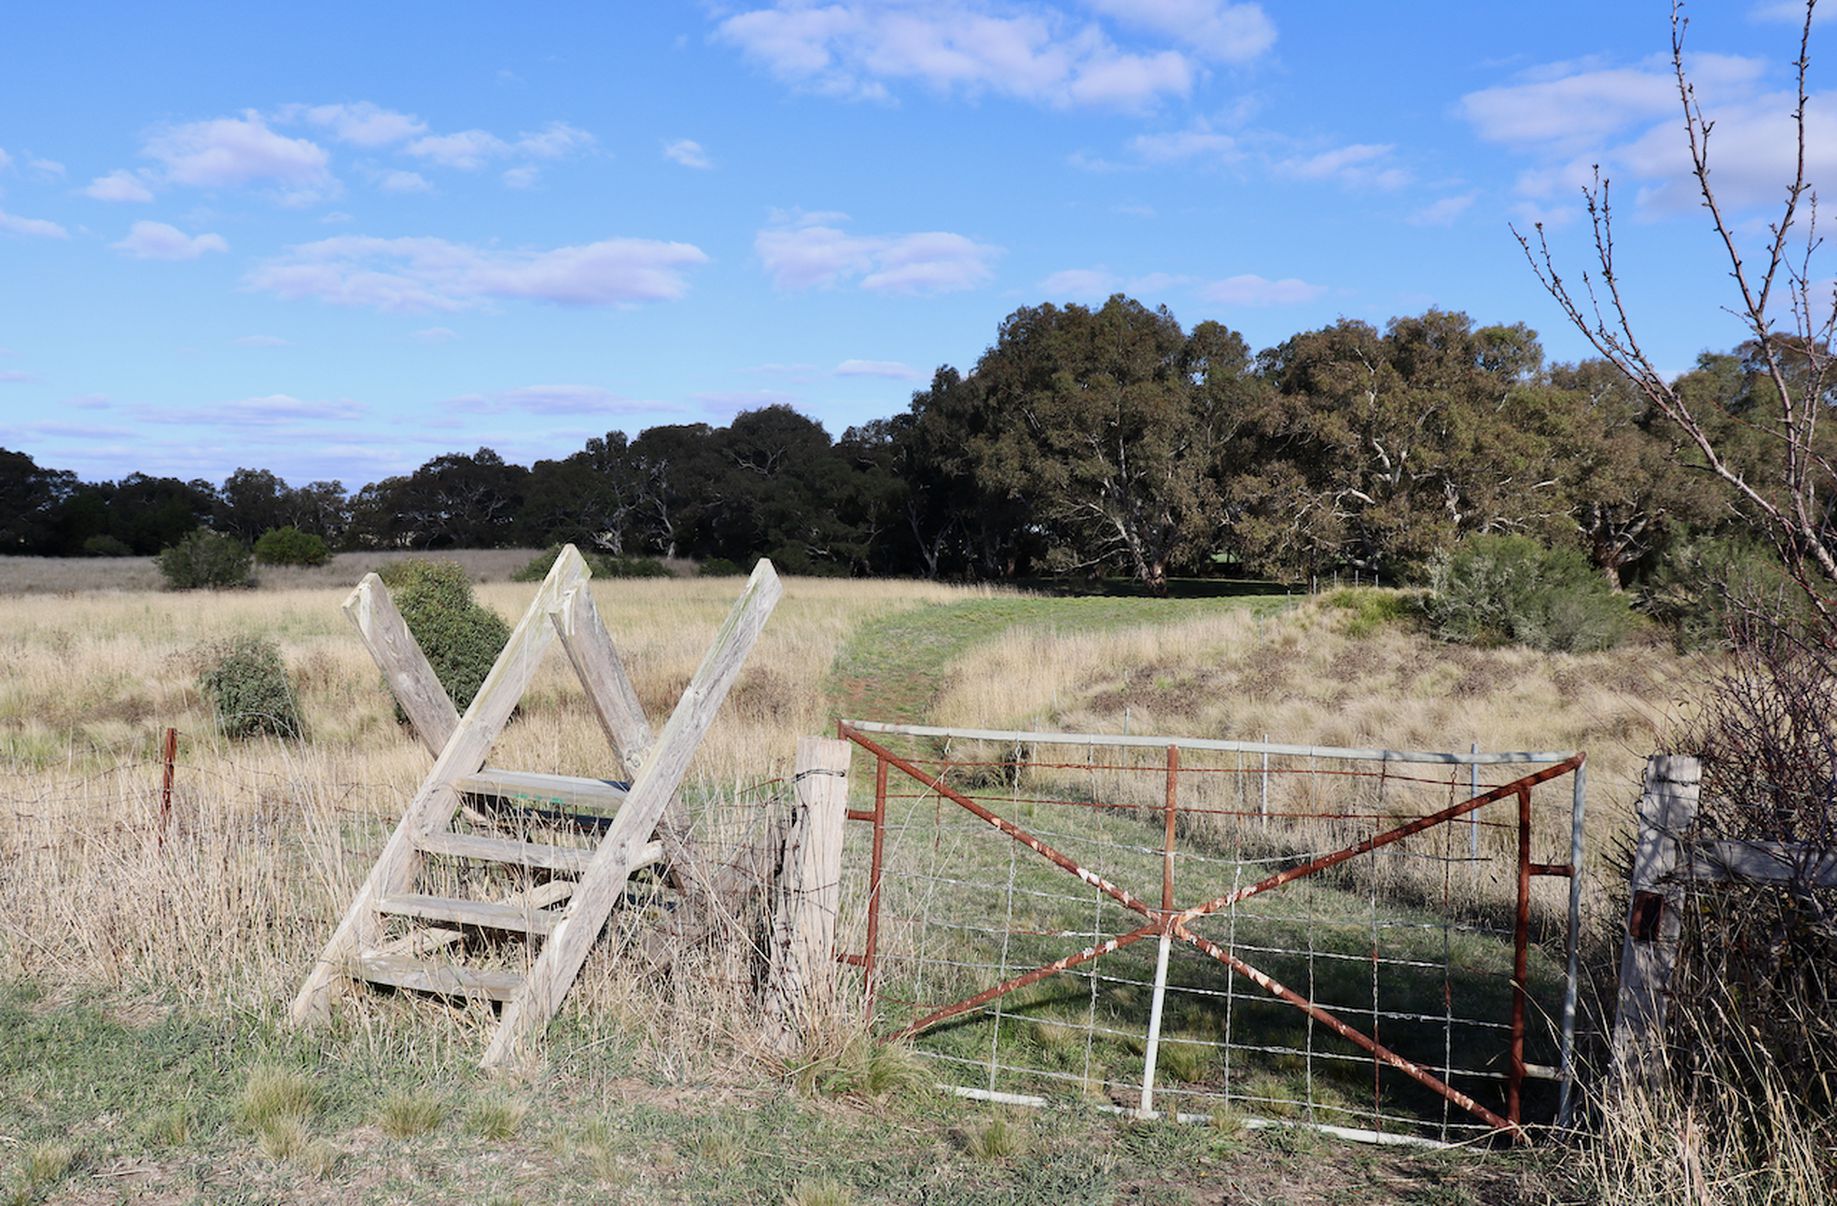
[784,1178,855,1206]
[963,1113,1027,1161]
[793,1033,931,1100]
[236,1065,318,1133]
[198,633,302,739]
[465,1095,528,1141]
[378,1087,445,1138]
[19,1142,76,1186]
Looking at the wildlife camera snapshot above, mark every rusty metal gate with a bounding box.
[833,720,1586,1146]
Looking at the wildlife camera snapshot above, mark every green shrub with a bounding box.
[158,528,254,590]
[199,635,302,739]
[698,557,746,577]
[512,547,673,583]
[376,559,510,711]
[81,533,132,557]
[1426,534,1634,653]
[1322,586,1418,637]
[1641,535,1810,651]
[252,525,330,567]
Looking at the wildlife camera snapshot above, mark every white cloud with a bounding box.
[131,394,368,427]
[406,121,592,170]
[1276,142,1409,189]
[1128,125,1237,164]
[714,2,1214,111]
[664,138,713,169]
[0,209,68,239]
[1409,192,1477,227]
[0,370,36,383]
[1088,0,1274,63]
[112,220,229,260]
[27,157,64,181]
[501,165,540,189]
[411,326,459,343]
[247,233,709,312]
[835,358,920,379]
[516,121,595,158]
[756,211,999,294]
[406,129,510,169]
[1040,266,1120,298]
[375,168,433,194]
[448,384,640,415]
[83,169,156,202]
[141,110,336,202]
[1201,273,1326,306]
[293,101,427,147]
[1460,54,1766,152]
[64,393,111,409]
[233,334,290,348]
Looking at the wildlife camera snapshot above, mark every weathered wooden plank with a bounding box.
[377,892,564,936]
[550,581,723,936]
[763,736,850,1051]
[550,584,654,777]
[355,953,524,1002]
[418,830,595,874]
[456,768,628,812]
[289,546,592,1027]
[1686,839,1837,887]
[369,881,578,959]
[1610,754,1701,1093]
[482,558,784,1068]
[343,574,460,759]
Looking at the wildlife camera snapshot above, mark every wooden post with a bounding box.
[342,574,460,759]
[763,736,851,1052]
[1609,754,1701,1093]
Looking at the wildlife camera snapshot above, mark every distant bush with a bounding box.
[1640,535,1811,651]
[81,534,132,557]
[1322,587,1419,637]
[1427,535,1634,653]
[252,525,330,567]
[199,634,302,739]
[376,559,509,711]
[698,557,747,577]
[512,547,673,582]
[158,529,254,590]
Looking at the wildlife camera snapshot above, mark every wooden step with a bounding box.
[456,768,628,812]
[418,830,596,873]
[377,892,564,936]
[417,831,666,873]
[354,952,524,1002]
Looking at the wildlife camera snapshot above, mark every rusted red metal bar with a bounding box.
[158,726,178,847]
[863,752,890,1004]
[1508,784,1532,1128]
[840,726,1158,921]
[891,921,1163,1040]
[1176,925,1522,1140]
[1173,755,1585,929]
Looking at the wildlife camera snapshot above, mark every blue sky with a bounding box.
[1,1,1829,485]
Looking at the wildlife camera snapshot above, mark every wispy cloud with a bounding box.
[130,394,367,427]
[756,210,999,295]
[446,384,661,415]
[289,101,427,147]
[663,138,713,169]
[112,220,228,260]
[82,169,156,202]
[0,209,67,239]
[411,326,459,343]
[141,109,336,204]
[834,358,920,379]
[1408,192,1477,226]
[247,233,709,312]
[1275,142,1409,189]
[1200,273,1326,306]
[374,168,433,194]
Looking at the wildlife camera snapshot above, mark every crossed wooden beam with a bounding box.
[288,546,782,1068]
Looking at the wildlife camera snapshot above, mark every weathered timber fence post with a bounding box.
[1610,753,1701,1094]
[764,736,852,1052]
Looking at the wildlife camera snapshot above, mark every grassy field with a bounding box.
[0,556,1704,1202]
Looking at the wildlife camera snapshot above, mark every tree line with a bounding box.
[0,295,1787,593]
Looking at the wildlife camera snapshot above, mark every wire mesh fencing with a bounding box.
[833,720,1586,1146]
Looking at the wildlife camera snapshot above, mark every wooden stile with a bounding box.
[289,546,783,1068]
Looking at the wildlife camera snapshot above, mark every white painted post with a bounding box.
[1259,737,1270,828]
[1609,754,1701,1095]
[1469,742,1480,863]
[1138,931,1174,1119]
